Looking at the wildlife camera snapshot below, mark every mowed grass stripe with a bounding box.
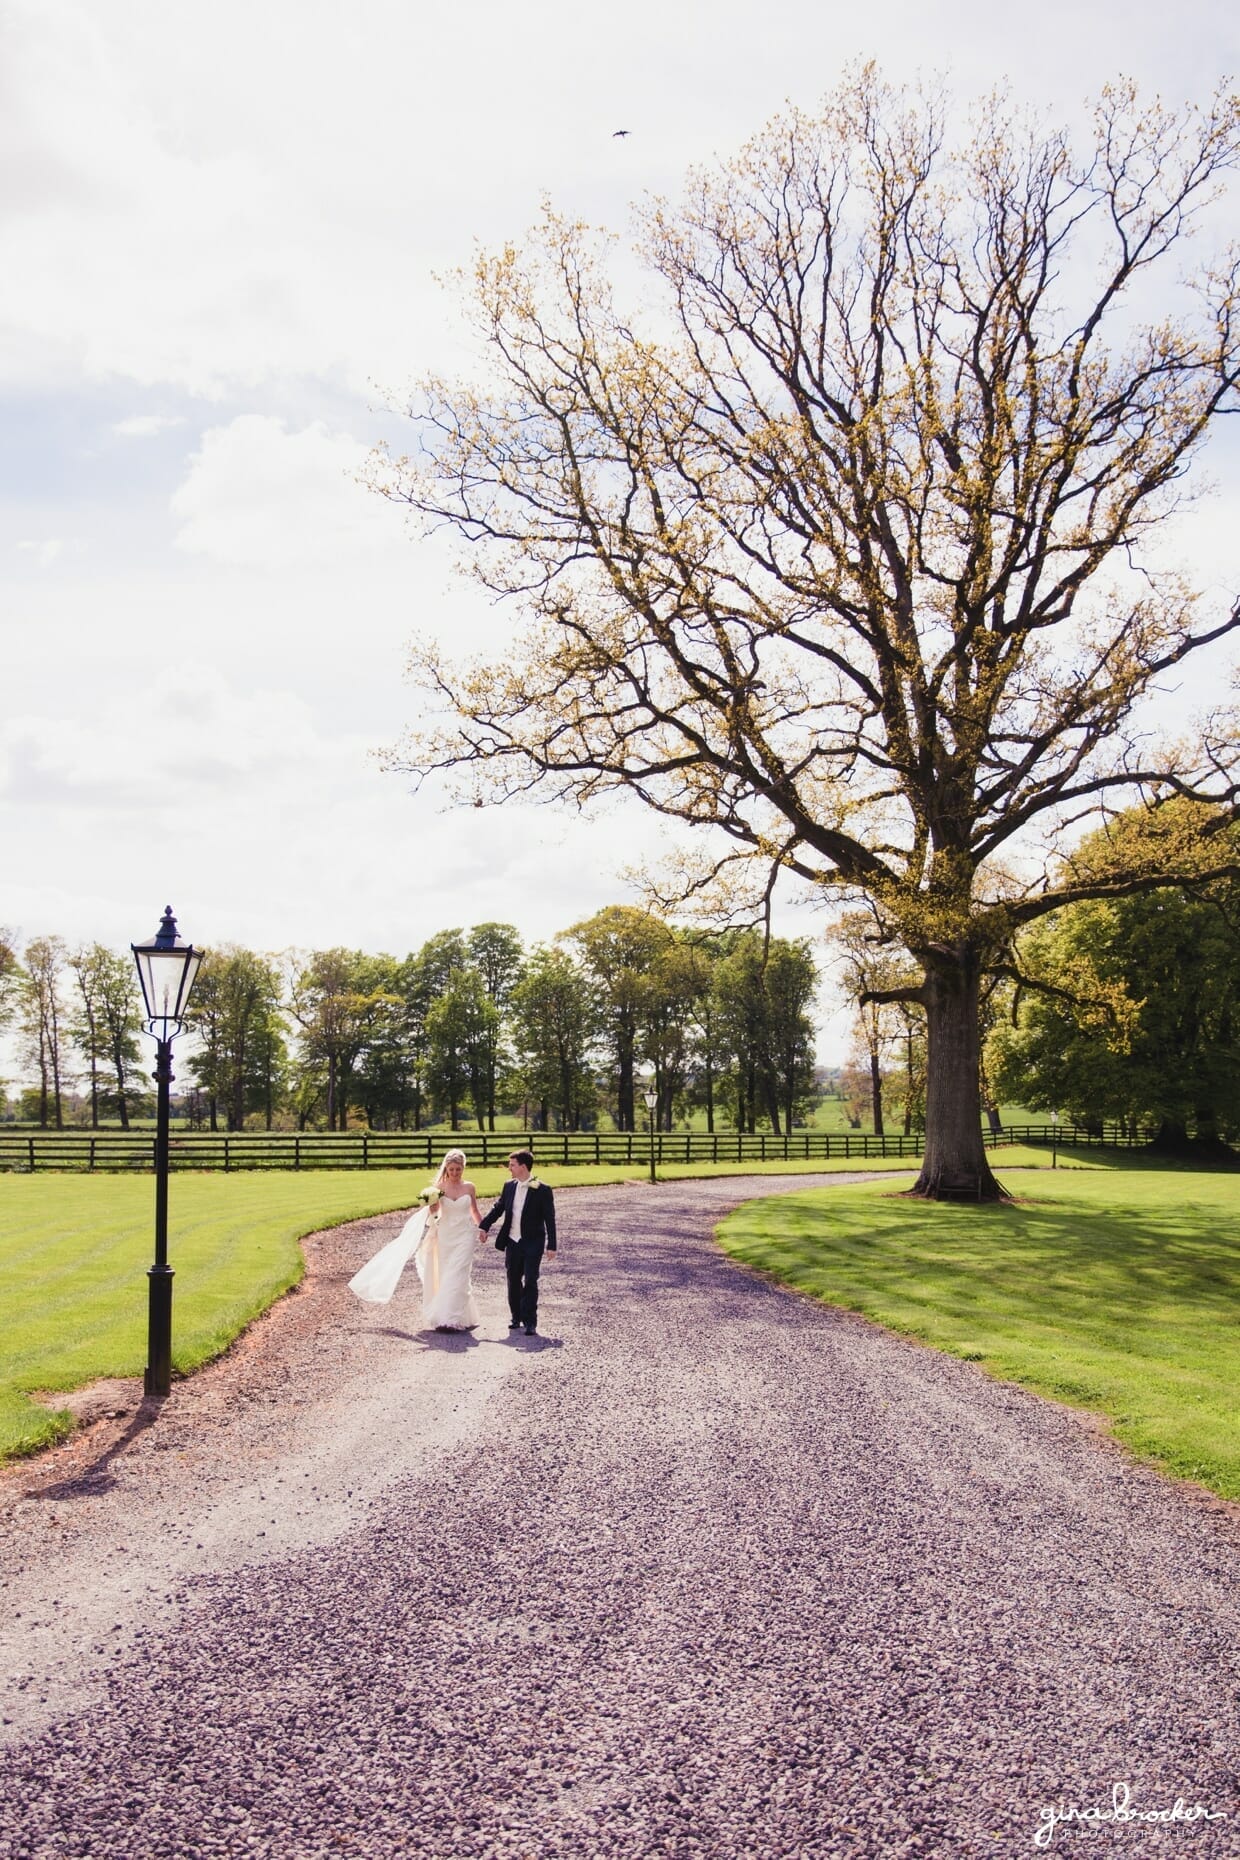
[717,1161,1240,1500]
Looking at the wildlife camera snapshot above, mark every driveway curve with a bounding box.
[1,1175,1238,1858]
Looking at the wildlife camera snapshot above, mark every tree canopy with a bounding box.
[373,69,1240,1198]
[989,820,1240,1153]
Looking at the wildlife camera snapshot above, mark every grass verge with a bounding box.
[716,1158,1240,1501]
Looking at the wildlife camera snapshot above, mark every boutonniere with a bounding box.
[418,1186,443,1208]
[526,1176,542,1189]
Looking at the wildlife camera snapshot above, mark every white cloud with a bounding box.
[0,659,693,967]
[170,416,398,569]
[15,536,81,565]
[3,0,1232,400]
[113,413,183,438]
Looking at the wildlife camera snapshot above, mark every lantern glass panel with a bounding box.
[133,928,203,1036]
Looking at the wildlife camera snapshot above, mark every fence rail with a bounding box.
[0,1121,1151,1175]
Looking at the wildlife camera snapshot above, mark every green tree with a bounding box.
[564,907,670,1130]
[0,929,21,1117]
[467,923,524,1127]
[425,967,499,1131]
[353,986,414,1129]
[511,946,597,1129]
[378,72,1240,1200]
[680,935,729,1134]
[68,945,145,1128]
[21,937,69,1129]
[713,933,817,1135]
[392,952,436,1129]
[290,949,394,1130]
[640,935,711,1130]
[989,877,1240,1152]
[186,946,287,1132]
[0,929,19,1032]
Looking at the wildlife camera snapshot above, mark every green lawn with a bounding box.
[717,1158,1240,1500]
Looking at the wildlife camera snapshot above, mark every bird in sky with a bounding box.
[613,129,631,137]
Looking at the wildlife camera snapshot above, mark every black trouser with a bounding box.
[505,1239,545,1329]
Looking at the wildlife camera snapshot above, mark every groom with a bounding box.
[479,1150,557,1336]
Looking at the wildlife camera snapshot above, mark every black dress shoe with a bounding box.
[524,1325,537,1336]
[509,1319,522,1329]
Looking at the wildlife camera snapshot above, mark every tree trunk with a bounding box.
[617,1035,634,1132]
[910,954,1006,1201]
[761,1067,782,1137]
[1148,1116,1192,1154]
[869,1048,884,1137]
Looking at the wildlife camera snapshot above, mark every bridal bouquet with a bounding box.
[418,1185,443,1209]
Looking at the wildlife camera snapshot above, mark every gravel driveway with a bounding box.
[1,1174,1238,1858]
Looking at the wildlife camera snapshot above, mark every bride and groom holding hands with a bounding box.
[349,1148,557,1337]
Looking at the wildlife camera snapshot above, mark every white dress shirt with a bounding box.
[509,1177,529,1240]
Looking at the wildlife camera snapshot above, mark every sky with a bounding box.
[2,0,1238,1065]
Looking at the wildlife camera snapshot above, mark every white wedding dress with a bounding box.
[415,1193,480,1329]
[347,1194,480,1328]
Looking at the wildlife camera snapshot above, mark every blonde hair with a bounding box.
[433,1148,468,1191]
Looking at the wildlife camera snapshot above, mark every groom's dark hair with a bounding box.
[510,1149,534,1170]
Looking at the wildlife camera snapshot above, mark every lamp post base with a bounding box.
[144,1263,175,1399]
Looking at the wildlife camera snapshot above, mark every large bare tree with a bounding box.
[372,71,1240,1198]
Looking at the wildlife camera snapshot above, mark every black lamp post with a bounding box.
[131,906,204,1399]
[643,1083,658,1184]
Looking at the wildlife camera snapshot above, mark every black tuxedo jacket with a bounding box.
[480,1178,557,1251]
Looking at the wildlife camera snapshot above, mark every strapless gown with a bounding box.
[415,1193,480,1329]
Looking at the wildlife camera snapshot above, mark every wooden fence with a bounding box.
[0,1122,1149,1174]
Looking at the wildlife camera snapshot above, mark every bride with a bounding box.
[416,1148,483,1330]
[347,1148,483,1329]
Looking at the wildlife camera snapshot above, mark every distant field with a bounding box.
[1,1099,1034,1140]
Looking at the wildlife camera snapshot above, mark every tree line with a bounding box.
[0,906,818,1136]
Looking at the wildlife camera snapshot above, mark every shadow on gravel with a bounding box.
[34,1400,163,1501]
